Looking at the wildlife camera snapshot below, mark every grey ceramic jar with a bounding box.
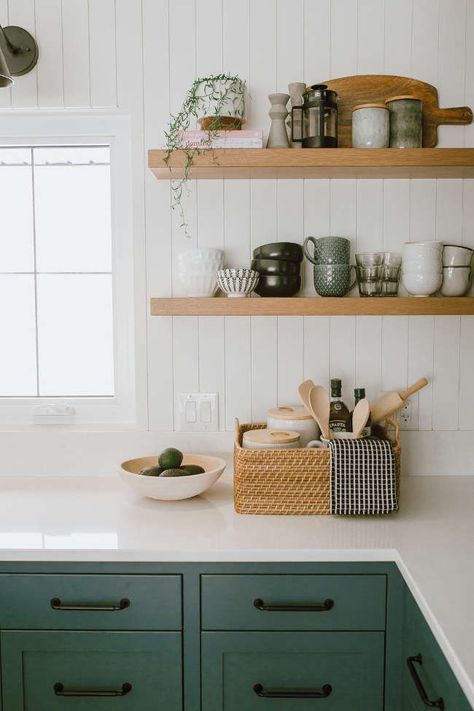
[385,95,423,148]
[352,103,389,148]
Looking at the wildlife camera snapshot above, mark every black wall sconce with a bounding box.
[0,25,39,88]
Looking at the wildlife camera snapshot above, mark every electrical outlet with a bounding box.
[399,399,412,426]
[178,393,218,432]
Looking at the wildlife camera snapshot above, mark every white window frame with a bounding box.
[0,112,138,428]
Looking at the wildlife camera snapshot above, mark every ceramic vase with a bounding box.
[287,82,306,148]
[267,93,290,148]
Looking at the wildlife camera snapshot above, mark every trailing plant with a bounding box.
[164,73,245,236]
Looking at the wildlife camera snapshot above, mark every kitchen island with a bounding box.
[0,473,471,709]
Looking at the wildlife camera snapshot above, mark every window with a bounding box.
[0,115,136,426]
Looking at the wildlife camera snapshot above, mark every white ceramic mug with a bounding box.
[443,245,474,267]
[441,266,472,296]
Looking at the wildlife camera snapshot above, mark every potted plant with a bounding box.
[164,73,245,235]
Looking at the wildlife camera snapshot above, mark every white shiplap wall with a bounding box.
[1,0,474,472]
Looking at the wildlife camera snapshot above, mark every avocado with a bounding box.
[159,468,189,478]
[158,447,183,469]
[139,465,164,477]
[180,464,205,475]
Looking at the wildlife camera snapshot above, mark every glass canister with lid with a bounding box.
[267,406,320,447]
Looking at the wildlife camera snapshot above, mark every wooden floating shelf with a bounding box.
[148,148,474,180]
[150,297,474,317]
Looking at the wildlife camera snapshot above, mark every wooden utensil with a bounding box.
[371,378,429,424]
[352,398,370,438]
[309,385,331,440]
[321,75,473,147]
[298,379,315,413]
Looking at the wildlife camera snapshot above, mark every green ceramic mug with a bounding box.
[304,236,351,265]
[313,264,357,296]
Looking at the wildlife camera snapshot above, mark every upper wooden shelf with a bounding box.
[150,297,474,317]
[148,148,474,180]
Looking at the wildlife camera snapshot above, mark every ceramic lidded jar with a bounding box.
[352,103,389,148]
[267,406,320,447]
[385,95,423,148]
[242,429,301,449]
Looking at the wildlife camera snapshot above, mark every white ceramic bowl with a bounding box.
[404,240,443,250]
[443,244,474,267]
[402,259,441,271]
[176,272,217,297]
[119,454,226,501]
[441,266,472,296]
[177,248,224,264]
[403,243,443,260]
[402,270,443,296]
[217,268,259,297]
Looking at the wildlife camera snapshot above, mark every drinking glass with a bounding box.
[381,265,401,296]
[355,252,384,267]
[357,265,383,296]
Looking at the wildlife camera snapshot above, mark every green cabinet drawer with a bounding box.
[201,574,386,630]
[202,631,384,710]
[402,592,472,710]
[1,630,182,711]
[0,574,181,630]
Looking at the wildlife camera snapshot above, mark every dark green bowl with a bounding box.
[254,274,302,297]
[251,258,301,276]
[252,242,303,262]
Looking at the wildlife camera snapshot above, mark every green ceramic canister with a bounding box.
[385,95,423,147]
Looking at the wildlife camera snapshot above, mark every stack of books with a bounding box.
[176,129,263,149]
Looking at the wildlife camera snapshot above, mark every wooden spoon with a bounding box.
[371,378,428,424]
[298,379,316,413]
[309,385,331,440]
[352,398,370,438]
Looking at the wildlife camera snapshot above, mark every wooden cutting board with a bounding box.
[321,75,473,147]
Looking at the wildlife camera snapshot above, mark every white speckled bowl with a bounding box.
[119,454,226,500]
[217,268,259,297]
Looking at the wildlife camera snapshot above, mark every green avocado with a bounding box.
[180,464,205,475]
[158,448,183,469]
[139,465,164,477]
[159,468,189,478]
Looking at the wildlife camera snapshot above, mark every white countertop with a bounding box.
[0,473,472,705]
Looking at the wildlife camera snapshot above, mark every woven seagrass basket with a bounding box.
[233,418,400,515]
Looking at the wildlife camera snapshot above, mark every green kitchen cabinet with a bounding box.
[402,589,471,710]
[201,631,385,710]
[1,630,182,711]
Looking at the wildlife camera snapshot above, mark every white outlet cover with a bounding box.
[178,393,219,432]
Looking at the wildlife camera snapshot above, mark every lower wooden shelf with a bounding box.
[150,296,474,317]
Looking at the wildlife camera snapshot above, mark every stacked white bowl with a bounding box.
[401,241,443,296]
[441,245,473,296]
[176,248,224,297]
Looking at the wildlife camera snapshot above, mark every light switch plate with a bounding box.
[178,393,219,431]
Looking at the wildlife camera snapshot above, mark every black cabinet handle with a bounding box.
[54,682,132,697]
[254,683,332,699]
[50,597,130,612]
[253,598,334,612]
[407,654,444,709]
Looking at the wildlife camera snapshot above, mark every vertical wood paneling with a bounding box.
[198,316,225,429]
[381,317,409,392]
[143,0,173,430]
[433,317,460,430]
[329,317,356,400]
[277,316,303,405]
[465,0,474,147]
[225,317,252,428]
[356,180,383,253]
[251,317,277,421]
[384,0,413,76]
[277,0,303,90]
[303,180,330,296]
[330,0,358,78]
[436,180,463,244]
[459,316,474,430]
[304,0,330,81]
[35,0,64,107]
[412,0,439,86]
[408,316,434,430]
[115,0,148,427]
[357,0,384,73]
[384,180,410,250]
[62,0,90,107]
[8,0,37,107]
[355,316,382,402]
[89,0,117,107]
[410,181,437,241]
[437,0,466,147]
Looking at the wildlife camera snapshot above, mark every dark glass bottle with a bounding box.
[351,387,372,437]
[329,379,351,433]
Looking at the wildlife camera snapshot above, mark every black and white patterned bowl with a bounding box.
[217,268,260,298]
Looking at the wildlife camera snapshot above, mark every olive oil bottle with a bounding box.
[351,387,372,437]
[329,378,351,433]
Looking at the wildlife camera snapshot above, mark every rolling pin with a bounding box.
[371,378,429,424]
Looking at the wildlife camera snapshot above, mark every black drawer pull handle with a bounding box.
[253,683,332,699]
[253,598,334,612]
[54,682,132,697]
[407,654,444,709]
[50,597,130,612]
